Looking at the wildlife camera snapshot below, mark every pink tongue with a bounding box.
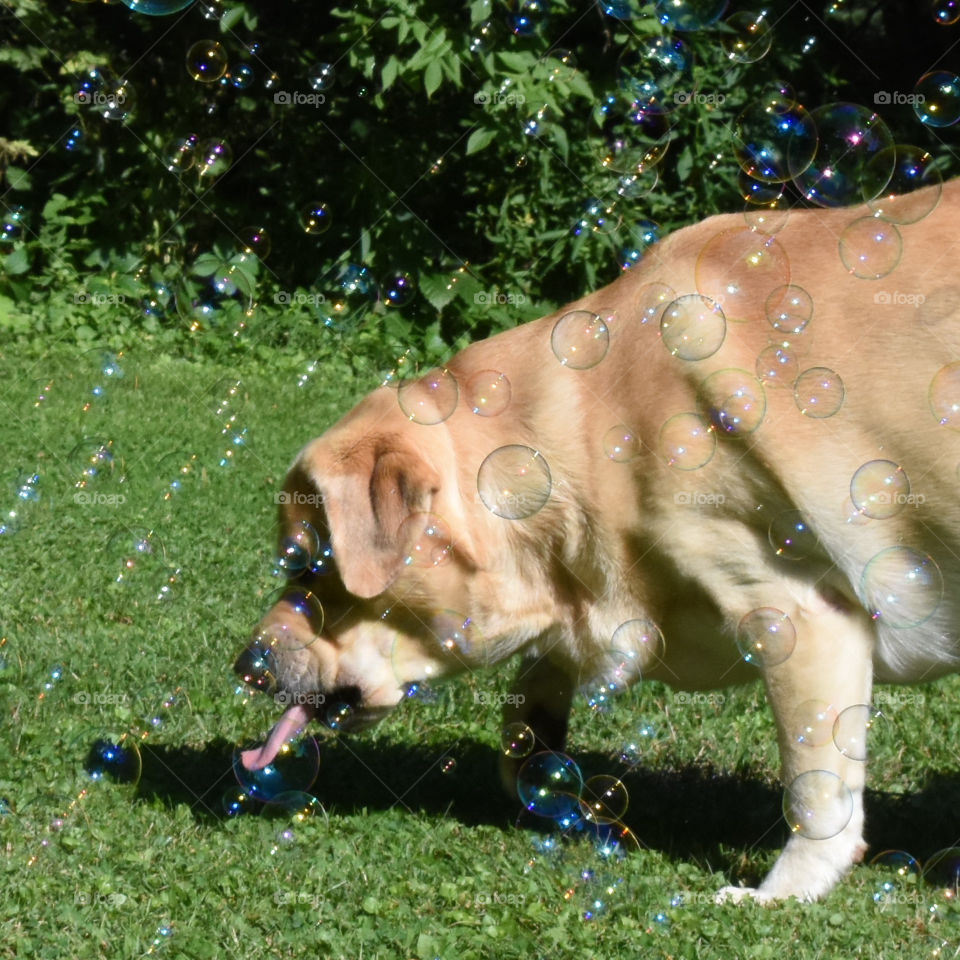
[240,703,312,771]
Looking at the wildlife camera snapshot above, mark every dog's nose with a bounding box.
[233,640,277,693]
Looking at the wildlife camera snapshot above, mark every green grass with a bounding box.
[2,340,960,959]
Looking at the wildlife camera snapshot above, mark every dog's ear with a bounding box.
[320,438,441,598]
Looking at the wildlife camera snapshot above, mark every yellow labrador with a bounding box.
[235,178,960,902]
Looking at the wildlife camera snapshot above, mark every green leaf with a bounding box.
[220,4,244,31]
[676,145,694,183]
[424,59,442,98]
[5,166,31,191]
[2,246,30,275]
[419,272,457,312]
[466,126,497,156]
[498,51,536,72]
[382,55,400,91]
[191,253,222,277]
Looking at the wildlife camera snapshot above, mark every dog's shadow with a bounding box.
[134,738,960,880]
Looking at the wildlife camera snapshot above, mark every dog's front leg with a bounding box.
[720,593,874,903]
[498,653,575,795]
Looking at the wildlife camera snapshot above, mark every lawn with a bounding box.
[2,339,959,959]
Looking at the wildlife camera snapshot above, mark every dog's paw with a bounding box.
[715,885,777,905]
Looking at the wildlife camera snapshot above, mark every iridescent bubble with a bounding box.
[930,362,960,428]
[594,94,672,175]
[319,701,353,735]
[655,0,727,30]
[612,618,665,662]
[794,367,844,418]
[105,526,163,588]
[580,775,629,824]
[768,509,817,560]
[572,197,621,237]
[933,0,960,24]
[439,757,457,775]
[85,738,142,785]
[509,0,547,36]
[74,67,136,122]
[743,201,789,234]
[793,699,838,748]
[832,704,878,761]
[863,146,942,223]
[765,283,812,334]
[540,48,578,81]
[308,63,335,92]
[222,786,256,816]
[465,369,511,417]
[736,607,796,667]
[922,848,960,891]
[121,0,195,12]
[0,203,26,251]
[602,425,641,462]
[579,650,638,712]
[699,368,766,435]
[233,734,320,802]
[238,225,271,260]
[551,311,610,368]
[234,639,277,693]
[618,219,661,271]
[300,202,331,235]
[588,819,641,860]
[276,520,321,576]
[792,103,894,207]
[196,138,232,180]
[850,460,909,519]
[756,342,799,388]
[397,368,459,424]
[694,228,790,323]
[913,72,960,127]
[658,412,716,469]
[860,546,943,628]
[739,171,785,206]
[637,282,675,324]
[600,0,646,16]
[380,271,416,308]
[721,10,773,63]
[516,751,584,819]
[660,295,726,360]
[162,134,197,173]
[69,437,119,487]
[783,770,853,840]
[265,791,322,821]
[501,722,536,759]
[733,97,817,183]
[175,268,253,333]
[838,217,902,280]
[871,849,920,875]
[477,445,551,519]
[398,512,452,568]
[255,588,324,651]
[186,40,227,83]
[618,36,693,113]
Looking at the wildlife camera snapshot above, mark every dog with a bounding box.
[234,176,960,902]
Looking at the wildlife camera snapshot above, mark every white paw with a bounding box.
[715,885,776,905]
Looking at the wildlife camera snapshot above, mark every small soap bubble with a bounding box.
[255,588,324,651]
[732,97,817,184]
[766,284,813,334]
[238,225,271,260]
[477,445,551,519]
[501,723,536,759]
[228,64,254,90]
[756,342,799,389]
[914,72,960,127]
[736,607,796,667]
[658,412,716,469]
[517,751,584,819]
[618,36,692,113]
[839,217,902,280]
[699,368,766,435]
[832,704,879,761]
[186,40,227,83]
[162,134,197,173]
[85,737,142,785]
[850,460,909,519]
[222,786,256,817]
[266,790,323,821]
[380,271,416,308]
[721,11,773,63]
[871,849,920,876]
[930,361,960,428]
[465,369,511,417]
[0,203,27,250]
[793,699,838,748]
[860,547,943,628]
[794,367,844,418]
[121,0,195,12]
[439,757,457,775]
[637,282,675,324]
[276,520,321,576]
[612,618,665,663]
[602,425,641,462]
[398,513,452,569]
[783,770,852,839]
[70,438,119,488]
[308,63,335,91]
[233,733,320,801]
[74,68,136,122]
[864,146,942,224]
[196,138,232,180]
[580,775,629,824]
[397,368,459,424]
[551,311,610,369]
[655,0,727,30]
[319,700,354,735]
[660,295,725,360]
[300,203,331,235]
[923,849,960,893]
[768,509,818,560]
[106,526,163,588]
[739,171,785,206]
[743,200,789,234]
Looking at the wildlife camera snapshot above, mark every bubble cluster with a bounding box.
[617,36,692,114]
[732,96,817,184]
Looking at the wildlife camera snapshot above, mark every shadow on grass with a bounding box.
[129,735,960,880]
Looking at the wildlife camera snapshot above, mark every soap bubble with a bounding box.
[732,96,817,183]
[70,438,121,488]
[186,40,227,83]
[162,134,198,173]
[105,526,164,589]
[618,219,661,270]
[551,311,610,368]
[694,228,790,323]
[698,368,766,435]
[276,520,321,576]
[660,295,725,360]
[501,723,536,759]
[923,848,960,892]
[573,198,622,236]
[850,460,909,519]
[397,368,459,424]
[580,775,629,824]
[380,271,416,308]
[832,704,879,761]
[509,0,548,36]
[870,849,920,875]
[655,0,727,31]
[739,171,785,206]
[222,786,257,817]
[863,146,942,223]
[517,751,584,819]
[794,367,844,418]
[783,770,852,840]
[736,607,796,667]
[721,11,773,63]
[233,733,320,802]
[766,284,813,334]
[933,0,960,24]
[267,791,323,821]
[637,282,675,324]
[743,200,789,234]
[0,203,26,250]
[618,36,693,114]
[74,67,136,122]
[300,203,331,235]
[838,217,902,280]
[930,361,960,428]
[477,445,551,519]
[602,425,641,462]
[793,699,838,748]
[860,546,943,628]
[196,138,233,180]
[85,737,142,785]
[234,638,277,693]
[226,64,254,90]
[398,513,453,569]
[658,412,716,469]
[465,369,511,417]
[308,63,336,91]
[756,343,799,389]
[768,509,818,560]
[121,0,196,12]
[254,588,324,651]
[792,103,894,207]
[913,72,960,127]
[237,226,271,260]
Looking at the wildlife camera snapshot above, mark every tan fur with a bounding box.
[242,178,960,901]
